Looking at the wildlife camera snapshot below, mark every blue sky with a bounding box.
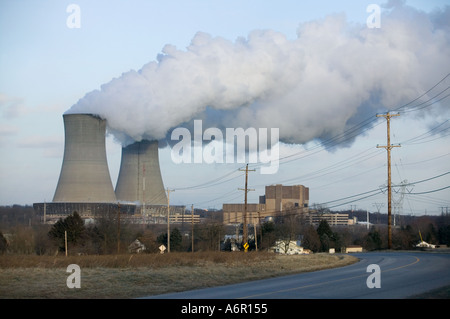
[1,0,449,215]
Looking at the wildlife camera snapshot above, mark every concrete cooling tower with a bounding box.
[52,113,117,203]
[115,140,167,205]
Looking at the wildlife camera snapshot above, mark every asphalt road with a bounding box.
[144,251,450,299]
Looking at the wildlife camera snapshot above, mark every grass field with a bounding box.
[0,252,358,299]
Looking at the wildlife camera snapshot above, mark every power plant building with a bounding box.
[262,184,309,213]
[223,184,309,225]
[33,113,183,223]
[115,140,167,205]
[52,113,117,203]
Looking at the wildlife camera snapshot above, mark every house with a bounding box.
[415,241,435,249]
[343,245,363,253]
[128,239,146,253]
[271,240,309,255]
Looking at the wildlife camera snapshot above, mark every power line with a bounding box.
[319,187,385,206]
[168,74,450,209]
[325,191,384,210]
[317,171,449,207]
[394,72,450,112]
[174,168,241,190]
[399,151,450,166]
[245,74,450,175]
[408,185,450,195]
[173,73,450,187]
[400,119,450,145]
[405,171,450,186]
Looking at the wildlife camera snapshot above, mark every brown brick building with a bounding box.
[223,184,309,225]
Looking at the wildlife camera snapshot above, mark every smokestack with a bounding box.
[53,113,117,203]
[115,140,167,205]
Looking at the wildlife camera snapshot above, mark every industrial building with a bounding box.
[33,113,185,223]
[262,184,309,213]
[223,203,266,225]
[53,113,117,203]
[307,212,357,226]
[223,184,357,227]
[223,184,309,225]
[115,140,167,205]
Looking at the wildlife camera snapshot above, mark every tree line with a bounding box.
[1,205,450,255]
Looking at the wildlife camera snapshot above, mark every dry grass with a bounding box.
[0,252,358,299]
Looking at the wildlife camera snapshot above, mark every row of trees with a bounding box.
[1,208,450,255]
[0,210,227,255]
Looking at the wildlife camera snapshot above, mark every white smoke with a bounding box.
[66,2,450,147]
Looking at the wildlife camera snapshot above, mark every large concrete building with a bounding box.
[34,113,123,222]
[115,140,167,205]
[307,212,357,226]
[223,184,309,225]
[52,113,117,203]
[222,203,266,225]
[223,184,357,226]
[262,184,309,213]
[33,113,182,223]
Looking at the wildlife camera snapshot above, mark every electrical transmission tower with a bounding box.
[392,179,414,227]
[372,202,384,224]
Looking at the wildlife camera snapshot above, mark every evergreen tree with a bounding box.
[0,232,8,254]
[317,220,334,252]
[317,219,333,238]
[365,229,383,250]
[260,221,276,249]
[302,225,321,252]
[157,228,183,251]
[170,228,182,251]
[48,211,86,252]
[438,225,450,245]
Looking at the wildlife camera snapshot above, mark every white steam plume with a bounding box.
[67,2,450,147]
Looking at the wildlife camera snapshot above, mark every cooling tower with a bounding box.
[53,113,117,203]
[115,140,167,205]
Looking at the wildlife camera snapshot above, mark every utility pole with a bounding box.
[117,203,121,254]
[166,188,175,253]
[65,230,68,257]
[366,210,369,230]
[238,164,255,247]
[142,163,146,217]
[191,204,194,253]
[376,112,400,249]
[258,211,262,250]
[253,214,258,251]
